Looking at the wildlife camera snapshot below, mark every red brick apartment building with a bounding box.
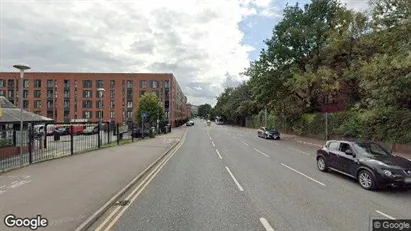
[0,72,189,127]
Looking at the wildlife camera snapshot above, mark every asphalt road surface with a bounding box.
[91,120,411,231]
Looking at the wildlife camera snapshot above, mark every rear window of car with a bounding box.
[328,142,339,151]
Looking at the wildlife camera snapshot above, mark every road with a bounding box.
[90,120,411,231]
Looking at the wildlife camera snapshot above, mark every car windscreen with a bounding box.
[352,142,392,158]
[267,129,278,133]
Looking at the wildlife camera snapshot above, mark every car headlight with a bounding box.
[383,170,393,177]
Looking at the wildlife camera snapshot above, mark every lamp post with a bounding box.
[13,64,31,166]
[97,88,106,146]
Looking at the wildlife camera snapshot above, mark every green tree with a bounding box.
[198,104,212,119]
[136,92,164,123]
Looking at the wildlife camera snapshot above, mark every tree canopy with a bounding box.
[136,92,164,123]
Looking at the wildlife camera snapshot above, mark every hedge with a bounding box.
[245,108,411,145]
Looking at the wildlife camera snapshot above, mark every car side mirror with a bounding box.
[345,149,354,156]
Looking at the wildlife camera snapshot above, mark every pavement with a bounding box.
[0,127,185,231]
[89,120,411,231]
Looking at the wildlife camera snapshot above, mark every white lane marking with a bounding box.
[241,140,249,146]
[281,163,326,187]
[0,190,6,195]
[209,137,212,140]
[225,166,244,191]
[211,141,216,147]
[0,185,6,189]
[376,210,396,220]
[7,180,31,189]
[254,148,269,158]
[23,175,31,179]
[288,147,311,156]
[11,181,18,184]
[260,217,275,231]
[233,136,237,139]
[216,149,223,159]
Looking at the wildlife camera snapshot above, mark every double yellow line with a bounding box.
[95,130,188,231]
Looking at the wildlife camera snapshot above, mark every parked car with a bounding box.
[56,127,70,136]
[186,120,194,126]
[257,127,280,140]
[83,126,98,135]
[132,128,150,138]
[316,140,411,190]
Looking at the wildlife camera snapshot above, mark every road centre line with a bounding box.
[216,149,223,159]
[376,210,396,220]
[241,140,249,146]
[259,217,275,231]
[281,163,326,187]
[254,148,269,158]
[95,132,187,231]
[225,166,244,191]
[211,141,216,147]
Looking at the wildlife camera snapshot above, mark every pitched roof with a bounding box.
[0,96,54,123]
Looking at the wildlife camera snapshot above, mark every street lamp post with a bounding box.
[97,88,106,146]
[13,64,31,166]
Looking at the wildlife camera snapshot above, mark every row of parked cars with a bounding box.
[34,124,104,137]
[256,127,411,190]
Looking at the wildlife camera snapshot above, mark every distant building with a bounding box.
[191,105,199,115]
[0,72,188,127]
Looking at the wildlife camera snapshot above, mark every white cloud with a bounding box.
[0,0,257,106]
[260,7,282,18]
[340,0,370,11]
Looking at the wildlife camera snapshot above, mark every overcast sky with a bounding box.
[0,0,368,106]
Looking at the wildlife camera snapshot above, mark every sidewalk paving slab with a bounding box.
[0,128,185,231]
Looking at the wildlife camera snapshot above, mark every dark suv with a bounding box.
[316,140,411,190]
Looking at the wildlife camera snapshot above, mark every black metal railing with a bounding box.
[0,120,173,172]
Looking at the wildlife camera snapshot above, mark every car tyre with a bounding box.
[264,134,267,139]
[317,156,328,172]
[358,170,377,190]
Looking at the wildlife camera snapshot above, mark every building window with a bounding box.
[127,101,133,109]
[64,90,70,98]
[83,100,92,109]
[110,80,115,89]
[47,90,53,99]
[110,100,115,109]
[83,80,92,88]
[34,101,41,109]
[127,89,133,100]
[47,80,54,88]
[64,100,70,109]
[127,111,132,119]
[0,90,5,96]
[164,80,169,88]
[96,111,103,119]
[152,91,159,97]
[23,100,29,109]
[34,90,41,98]
[83,111,92,119]
[8,90,14,98]
[47,100,54,109]
[64,111,70,118]
[83,90,92,98]
[110,111,116,119]
[165,90,170,99]
[152,80,158,88]
[96,90,105,99]
[96,100,103,109]
[34,80,41,88]
[96,80,104,88]
[8,80,15,88]
[0,80,5,88]
[127,80,133,88]
[34,110,41,115]
[140,90,146,97]
[23,90,29,98]
[110,90,115,98]
[140,80,147,88]
[23,80,29,88]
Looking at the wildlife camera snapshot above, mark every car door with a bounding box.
[326,141,341,169]
[337,142,359,177]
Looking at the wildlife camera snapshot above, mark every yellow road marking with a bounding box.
[95,131,187,231]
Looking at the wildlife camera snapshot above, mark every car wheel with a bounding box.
[358,170,377,190]
[264,134,267,139]
[317,157,328,172]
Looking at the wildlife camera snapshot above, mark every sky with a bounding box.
[0,0,369,106]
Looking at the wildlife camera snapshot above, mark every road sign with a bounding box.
[142,113,148,119]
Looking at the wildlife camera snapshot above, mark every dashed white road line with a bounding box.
[225,166,244,191]
[259,217,275,231]
[376,210,396,220]
[209,137,212,140]
[288,147,311,156]
[281,163,326,187]
[216,149,223,159]
[211,141,216,147]
[0,185,6,189]
[233,136,237,139]
[241,140,249,146]
[254,148,270,158]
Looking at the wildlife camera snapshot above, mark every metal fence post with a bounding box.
[43,125,47,149]
[131,122,134,142]
[107,122,110,145]
[97,123,101,149]
[116,123,120,145]
[29,123,33,164]
[70,125,74,155]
